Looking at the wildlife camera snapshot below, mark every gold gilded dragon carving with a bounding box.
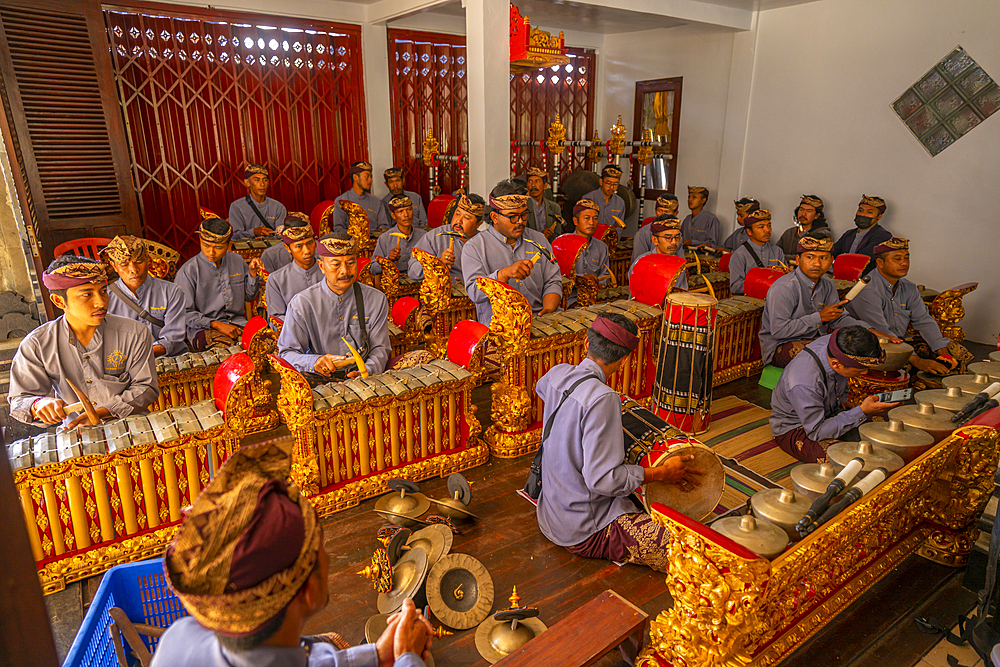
[339,200,376,256]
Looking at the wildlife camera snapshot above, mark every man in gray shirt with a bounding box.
[681,185,722,247]
[566,199,612,307]
[581,164,626,229]
[408,194,484,283]
[632,195,684,264]
[525,167,563,239]
[9,256,158,430]
[381,167,428,229]
[728,209,786,295]
[720,197,760,252]
[332,161,391,235]
[372,195,427,272]
[265,221,321,326]
[535,311,700,571]
[228,164,287,241]
[260,212,311,274]
[104,235,187,357]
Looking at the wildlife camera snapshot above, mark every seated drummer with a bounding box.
[278,233,390,378]
[631,194,684,264]
[729,209,786,295]
[261,212,312,274]
[525,167,564,239]
[407,194,485,282]
[382,166,428,229]
[567,199,612,307]
[776,195,831,264]
[229,164,287,241]
[581,165,626,229]
[151,439,432,667]
[371,195,427,272]
[769,326,899,462]
[462,180,562,326]
[175,218,264,351]
[759,235,871,368]
[681,185,721,248]
[103,235,187,357]
[832,194,893,270]
[265,221,321,326]
[9,256,157,429]
[332,161,391,235]
[629,217,688,290]
[720,197,760,251]
[535,312,701,572]
[846,237,957,375]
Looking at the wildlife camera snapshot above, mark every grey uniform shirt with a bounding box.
[278,280,390,375]
[266,261,324,323]
[729,240,786,295]
[847,270,950,351]
[408,230,468,282]
[629,250,688,290]
[332,189,391,235]
[769,335,866,440]
[175,252,261,338]
[568,237,611,307]
[582,189,626,228]
[631,224,686,265]
[261,242,293,274]
[149,616,425,667]
[462,225,563,326]
[107,276,187,357]
[381,190,428,229]
[681,210,722,246]
[228,196,287,241]
[536,358,644,547]
[721,226,745,251]
[8,314,158,427]
[371,224,427,272]
[759,268,867,364]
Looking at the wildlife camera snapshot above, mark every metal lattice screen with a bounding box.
[104,7,368,259]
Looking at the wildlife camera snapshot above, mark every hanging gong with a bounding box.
[377,547,429,614]
[475,608,548,664]
[426,553,495,630]
[406,524,453,566]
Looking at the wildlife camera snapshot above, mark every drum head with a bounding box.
[644,443,724,521]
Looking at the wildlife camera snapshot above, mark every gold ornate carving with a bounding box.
[608,115,627,158]
[547,113,566,155]
[422,130,439,168]
[316,202,336,236]
[153,364,217,411]
[919,524,979,567]
[338,200,376,256]
[474,278,532,360]
[930,283,978,343]
[587,130,602,163]
[637,128,655,166]
[412,247,475,358]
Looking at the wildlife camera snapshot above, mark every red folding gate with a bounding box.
[104,6,368,259]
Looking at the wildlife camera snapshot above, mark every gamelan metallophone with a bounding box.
[713,295,766,383]
[8,400,229,594]
[360,255,422,307]
[231,237,281,264]
[636,413,1000,667]
[471,276,662,458]
[152,346,243,411]
[269,357,488,516]
[610,238,632,286]
[688,271,732,300]
[411,246,477,357]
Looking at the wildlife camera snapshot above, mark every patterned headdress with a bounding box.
[456,195,484,218]
[102,235,148,264]
[874,237,909,255]
[243,164,267,180]
[651,216,682,235]
[742,208,772,227]
[526,167,548,180]
[734,198,760,214]
[655,195,679,210]
[277,212,314,245]
[859,194,886,214]
[601,165,623,179]
[383,167,403,180]
[42,258,107,290]
[688,185,710,199]
[573,199,601,217]
[489,193,529,211]
[316,234,357,257]
[796,235,834,254]
[800,195,824,211]
[827,328,886,370]
[388,195,413,213]
[349,161,373,176]
[197,218,233,244]
[164,438,321,636]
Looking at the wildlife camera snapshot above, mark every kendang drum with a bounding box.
[652,292,719,434]
[620,397,724,521]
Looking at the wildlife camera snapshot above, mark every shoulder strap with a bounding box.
[802,346,826,375]
[245,195,273,229]
[541,374,603,443]
[352,282,370,357]
[108,282,164,328]
[741,241,764,268]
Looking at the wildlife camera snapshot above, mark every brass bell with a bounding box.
[429,473,479,522]
[475,587,547,664]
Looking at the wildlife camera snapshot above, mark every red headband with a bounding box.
[827,328,885,369]
[592,316,639,351]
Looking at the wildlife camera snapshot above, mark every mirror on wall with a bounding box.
[633,77,682,201]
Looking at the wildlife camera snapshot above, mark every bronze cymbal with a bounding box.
[475,608,547,664]
[425,553,494,630]
[374,508,431,528]
[376,546,429,614]
[406,524,453,566]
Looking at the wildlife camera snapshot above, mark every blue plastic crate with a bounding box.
[63,559,187,667]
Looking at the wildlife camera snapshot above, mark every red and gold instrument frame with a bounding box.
[411,247,478,358]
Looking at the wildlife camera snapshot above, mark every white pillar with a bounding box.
[716,10,759,221]
[362,22,395,199]
[465,0,510,197]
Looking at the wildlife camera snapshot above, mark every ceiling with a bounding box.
[431,0,687,34]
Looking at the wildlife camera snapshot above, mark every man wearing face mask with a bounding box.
[832,195,893,271]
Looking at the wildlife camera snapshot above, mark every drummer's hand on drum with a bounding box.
[645,455,703,486]
[819,299,848,323]
[498,260,534,283]
[860,394,900,415]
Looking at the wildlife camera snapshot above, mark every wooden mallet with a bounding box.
[388,232,407,251]
[64,379,100,426]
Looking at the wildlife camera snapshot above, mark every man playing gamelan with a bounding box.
[9,256,157,429]
[832,194,893,267]
[535,312,702,572]
[631,194,685,265]
[720,197,760,252]
[175,218,264,351]
[581,165,626,229]
[371,195,427,272]
[758,235,871,368]
[567,199,612,307]
[103,235,187,357]
[151,438,433,667]
[525,167,564,239]
[261,212,312,274]
[407,194,485,283]
[768,326,899,463]
[381,167,428,229]
[776,195,831,264]
[846,237,957,375]
[681,185,721,247]
[462,181,562,326]
[228,163,287,241]
[332,161,391,235]
[728,209,786,296]
[629,217,688,291]
[278,233,391,378]
[265,220,321,326]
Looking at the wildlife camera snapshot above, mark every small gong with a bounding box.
[377,547,429,614]
[426,553,495,630]
[475,607,548,664]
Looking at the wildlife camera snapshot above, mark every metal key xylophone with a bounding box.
[152,345,243,411]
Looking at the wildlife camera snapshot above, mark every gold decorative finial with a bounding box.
[432,626,454,639]
[637,128,655,166]
[509,585,521,609]
[422,130,440,168]
[609,115,627,157]
[548,113,566,155]
[587,130,602,163]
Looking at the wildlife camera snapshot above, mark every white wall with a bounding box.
[601,23,736,233]
[738,0,1000,343]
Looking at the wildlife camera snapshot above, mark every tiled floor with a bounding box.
[920,628,986,667]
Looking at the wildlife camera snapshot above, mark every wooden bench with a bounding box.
[494,590,648,667]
